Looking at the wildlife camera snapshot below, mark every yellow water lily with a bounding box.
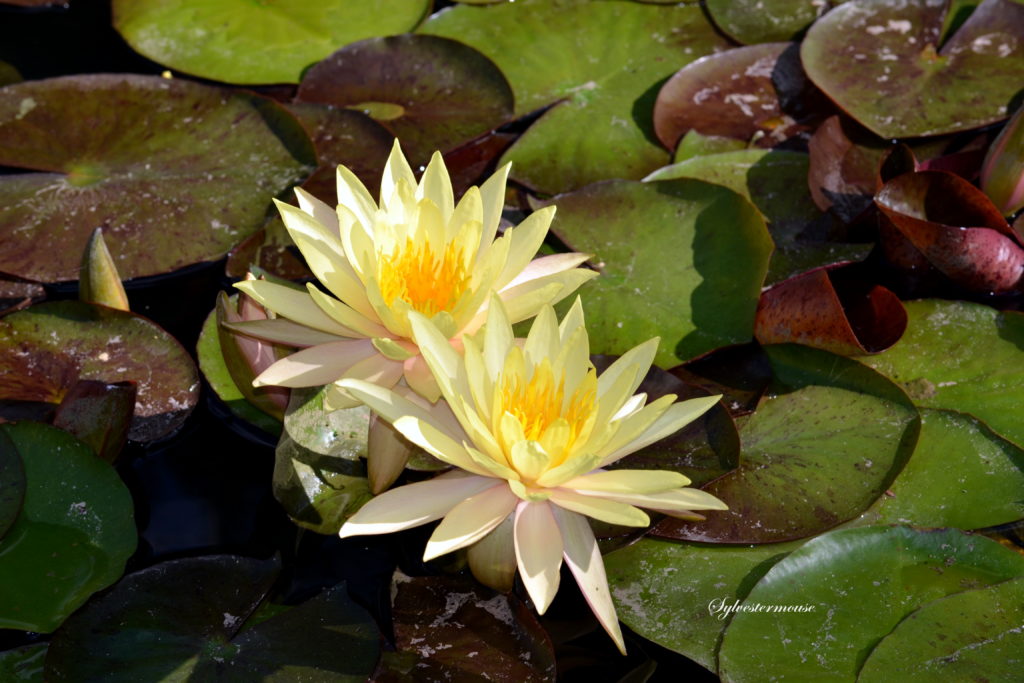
[337,296,727,653]
[230,140,596,412]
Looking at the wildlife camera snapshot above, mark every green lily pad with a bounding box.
[0,74,314,282]
[44,555,379,681]
[0,301,199,442]
[296,34,514,167]
[706,0,823,43]
[0,421,136,633]
[421,0,731,193]
[854,409,1024,529]
[606,538,805,671]
[801,0,1024,138]
[654,345,918,543]
[196,300,283,437]
[0,643,46,682]
[860,299,1024,448]
[112,0,430,84]
[717,526,1024,682]
[0,428,25,541]
[550,179,773,367]
[859,577,1024,682]
[644,148,871,283]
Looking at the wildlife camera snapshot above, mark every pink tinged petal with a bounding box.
[551,507,626,655]
[595,487,728,512]
[416,151,455,223]
[342,352,404,389]
[514,500,563,614]
[548,488,649,527]
[392,415,494,478]
[495,206,556,289]
[234,280,356,338]
[253,339,376,388]
[338,472,495,539]
[294,185,339,234]
[402,354,441,403]
[477,162,511,257]
[503,252,594,291]
[380,139,416,211]
[468,514,517,592]
[224,319,347,348]
[523,305,559,371]
[598,395,722,468]
[563,469,691,494]
[367,415,415,495]
[423,483,517,561]
[336,164,378,230]
[306,283,389,339]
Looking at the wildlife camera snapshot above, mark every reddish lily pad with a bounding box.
[0,421,136,633]
[44,555,379,681]
[673,343,774,417]
[755,266,907,354]
[52,380,136,463]
[860,298,1024,449]
[0,301,199,442]
[807,115,891,223]
[380,573,556,681]
[112,0,431,84]
[801,0,1024,138]
[442,130,519,198]
[551,179,772,367]
[422,0,731,193]
[706,0,825,44]
[875,170,1024,292]
[653,43,804,152]
[718,526,1024,682]
[0,274,43,317]
[654,344,918,543]
[0,74,315,283]
[296,34,514,168]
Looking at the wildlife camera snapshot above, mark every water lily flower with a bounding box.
[337,296,728,653]
[230,140,595,409]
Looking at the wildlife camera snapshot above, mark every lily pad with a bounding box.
[706,0,823,44]
[654,344,918,543]
[0,428,26,541]
[0,643,46,682]
[981,102,1024,215]
[112,0,431,84]
[0,421,136,633]
[858,577,1024,682]
[717,526,1024,682]
[861,299,1024,448]
[0,301,199,442]
[550,179,773,367]
[44,555,379,681]
[807,115,891,223]
[296,34,514,167]
[801,0,1024,138]
[644,148,871,283]
[421,0,731,193]
[51,380,136,463]
[854,408,1024,529]
[606,538,805,671]
[0,74,315,282]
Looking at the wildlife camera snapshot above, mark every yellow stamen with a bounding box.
[378,237,468,316]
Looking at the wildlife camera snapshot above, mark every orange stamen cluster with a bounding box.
[378,237,468,316]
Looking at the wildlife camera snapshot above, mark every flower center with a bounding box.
[500,362,596,452]
[378,237,468,316]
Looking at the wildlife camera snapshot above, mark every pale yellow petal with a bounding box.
[497,271,598,324]
[548,488,649,527]
[495,206,556,289]
[535,451,601,489]
[341,351,404,389]
[510,440,551,482]
[336,164,378,229]
[391,415,494,478]
[367,416,415,495]
[482,295,514,382]
[338,202,377,281]
[554,325,591,400]
[402,354,441,403]
[338,471,495,538]
[597,338,659,403]
[523,305,559,371]
[503,252,593,291]
[408,311,471,404]
[324,383,362,410]
[514,500,563,614]
[551,507,626,655]
[224,319,346,348]
[253,339,375,388]
[423,483,517,561]
[416,151,454,224]
[234,280,356,337]
[558,296,586,343]
[306,283,389,339]
[599,395,721,467]
[380,139,416,211]
[594,487,728,512]
[590,394,675,459]
[294,185,339,234]
[449,186,483,243]
[338,378,467,443]
[477,162,511,260]
[462,335,493,418]
[563,469,691,494]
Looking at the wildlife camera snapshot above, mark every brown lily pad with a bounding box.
[807,115,892,223]
[755,266,907,355]
[0,74,315,283]
[296,34,514,167]
[802,0,1024,138]
[52,379,136,463]
[0,301,198,441]
[875,170,1024,292]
